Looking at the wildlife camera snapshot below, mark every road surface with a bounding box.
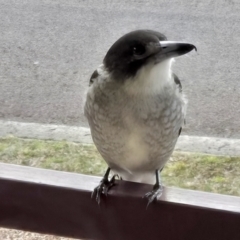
[0,0,240,138]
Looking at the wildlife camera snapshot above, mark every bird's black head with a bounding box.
[103,29,196,81]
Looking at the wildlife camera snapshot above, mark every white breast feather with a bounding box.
[123,59,174,95]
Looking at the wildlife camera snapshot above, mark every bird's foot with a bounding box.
[92,173,119,204]
[144,183,163,207]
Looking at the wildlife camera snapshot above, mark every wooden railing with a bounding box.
[0,162,240,240]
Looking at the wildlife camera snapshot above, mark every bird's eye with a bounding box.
[133,45,145,56]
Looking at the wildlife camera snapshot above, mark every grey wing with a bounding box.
[160,73,184,172]
[172,73,184,136]
[89,69,99,86]
[85,69,99,118]
[173,73,182,93]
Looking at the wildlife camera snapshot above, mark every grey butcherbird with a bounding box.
[84,29,196,206]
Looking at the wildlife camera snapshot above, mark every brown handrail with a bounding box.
[0,163,240,240]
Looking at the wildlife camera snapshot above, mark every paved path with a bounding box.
[1,120,240,156]
[0,0,240,138]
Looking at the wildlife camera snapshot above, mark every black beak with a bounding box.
[159,41,197,58]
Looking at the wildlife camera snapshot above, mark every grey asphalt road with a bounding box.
[0,0,240,139]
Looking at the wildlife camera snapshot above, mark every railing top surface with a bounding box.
[0,162,239,212]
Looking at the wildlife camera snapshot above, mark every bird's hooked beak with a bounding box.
[159,41,197,59]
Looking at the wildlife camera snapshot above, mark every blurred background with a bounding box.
[0,0,240,138]
[1,1,240,238]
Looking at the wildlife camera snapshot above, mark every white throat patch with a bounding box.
[124,58,174,95]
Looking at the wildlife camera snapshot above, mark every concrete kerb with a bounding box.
[0,120,240,157]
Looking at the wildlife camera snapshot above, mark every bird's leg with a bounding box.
[91,167,118,204]
[144,170,163,207]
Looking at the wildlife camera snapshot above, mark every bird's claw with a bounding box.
[144,184,163,207]
[92,174,119,204]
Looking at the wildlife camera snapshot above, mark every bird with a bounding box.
[84,29,196,206]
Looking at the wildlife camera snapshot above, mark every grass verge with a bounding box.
[0,136,239,196]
